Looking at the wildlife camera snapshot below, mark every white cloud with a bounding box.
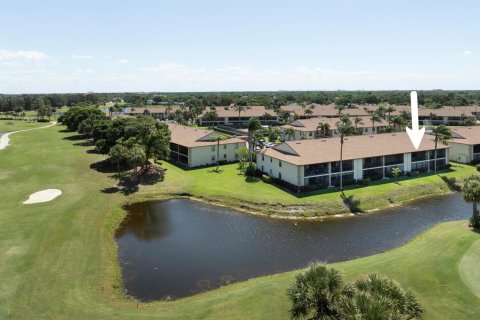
[0,49,47,61]
[72,54,94,60]
[463,50,472,55]
[117,59,129,64]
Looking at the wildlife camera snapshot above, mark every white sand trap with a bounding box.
[23,189,62,204]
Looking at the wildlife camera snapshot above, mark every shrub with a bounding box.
[359,178,370,185]
[261,175,272,184]
[244,163,260,177]
[476,164,480,172]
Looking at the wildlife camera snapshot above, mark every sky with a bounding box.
[0,0,479,93]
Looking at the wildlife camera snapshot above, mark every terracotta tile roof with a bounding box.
[281,116,388,132]
[391,106,476,118]
[280,103,375,117]
[449,126,480,145]
[259,132,448,166]
[168,123,246,148]
[200,105,276,118]
[125,106,180,114]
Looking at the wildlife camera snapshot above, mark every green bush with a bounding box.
[261,175,272,184]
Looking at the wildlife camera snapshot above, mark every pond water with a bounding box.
[116,193,470,301]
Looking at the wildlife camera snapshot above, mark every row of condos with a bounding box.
[280,116,389,140]
[257,132,449,190]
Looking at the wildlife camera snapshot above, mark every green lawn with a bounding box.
[0,120,49,132]
[0,125,479,319]
[136,159,476,217]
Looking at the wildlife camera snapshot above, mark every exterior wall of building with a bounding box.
[188,142,244,167]
[259,149,449,188]
[448,142,472,163]
[257,154,302,186]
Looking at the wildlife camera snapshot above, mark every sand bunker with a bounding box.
[23,189,62,204]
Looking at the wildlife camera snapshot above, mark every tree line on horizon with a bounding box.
[2,90,480,113]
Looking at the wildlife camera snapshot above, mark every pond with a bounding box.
[116,193,470,301]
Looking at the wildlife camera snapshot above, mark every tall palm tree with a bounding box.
[370,112,381,133]
[284,127,295,141]
[385,105,396,122]
[109,143,127,182]
[304,107,313,117]
[317,122,331,137]
[247,117,262,163]
[213,135,227,171]
[463,174,480,229]
[287,263,353,320]
[233,104,250,122]
[429,112,437,125]
[335,104,345,116]
[336,119,356,191]
[353,116,363,132]
[431,124,452,173]
[392,116,406,132]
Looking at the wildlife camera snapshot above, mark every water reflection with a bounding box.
[116,194,470,301]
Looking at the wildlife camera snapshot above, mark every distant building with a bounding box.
[257,132,449,190]
[124,107,179,119]
[280,116,388,140]
[448,126,480,163]
[198,106,277,126]
[168,123,247,168]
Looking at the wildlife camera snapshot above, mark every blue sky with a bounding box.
[0,0,478,93]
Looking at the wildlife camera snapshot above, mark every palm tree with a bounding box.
[335,104,345,116]
[247,117,262,163]
[353,116,363,132]
[304,107,313,117]
[268,126,281,142]
[429,112,437,125]
[431,125,452,173]
[284,127,295,141]
[288,265,423,320]
[392,116,406,132]
[463,174,480,229]
[317,122,331,137]
[213,135,227,171]
[233,104,250,122]
[343,274,424,320]
[165,105,173,120]
[385,105,396,122]
[336,119,356,191]
[460,113,467,125]
[109,143,127,182]
[370,112,381,133]
[287,263,353,320]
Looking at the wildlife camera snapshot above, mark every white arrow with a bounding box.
[406,91,425,150]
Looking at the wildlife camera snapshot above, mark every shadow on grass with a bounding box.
[208,168,224,174]
[340,192,363,213]
[90,159,119,174]
[440,175,461,192]
[62,134,86,141]
[245,176,261,183]
[100,166,165,195]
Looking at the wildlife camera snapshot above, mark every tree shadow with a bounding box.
[62,134,86,141]
[101,187,120,194]
[73,141,94,147]
[440,175,461,192]
[90,159,119,174]
[208,168,224,173]
[340,192,363,214]
[245,176,261,183]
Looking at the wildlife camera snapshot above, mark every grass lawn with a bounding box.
[0,125,479,319]
[136,159,476,217]
[0,120,50,132]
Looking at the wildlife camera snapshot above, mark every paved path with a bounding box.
[0,122,57,150]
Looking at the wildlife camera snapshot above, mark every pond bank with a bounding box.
[116,193,471,300]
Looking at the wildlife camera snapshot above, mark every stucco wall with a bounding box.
[448,142,472,163]
[188,142,246,167]
[257,154,303,186]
